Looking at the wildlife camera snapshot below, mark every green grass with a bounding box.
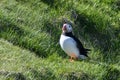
[0,0,120,80]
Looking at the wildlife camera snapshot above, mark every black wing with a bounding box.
[71,36,90,57]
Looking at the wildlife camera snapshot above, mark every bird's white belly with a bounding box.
[60,35,80,57]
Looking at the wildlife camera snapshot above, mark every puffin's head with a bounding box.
[62,23,73,33]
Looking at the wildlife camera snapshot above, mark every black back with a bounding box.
[62,32,90,57]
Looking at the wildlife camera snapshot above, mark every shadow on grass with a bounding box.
[0,71,26,80]
[102,67,120,80]
[74,13,112,52]
[28,68,56,80]
[41,0,65,9]
[0,17,48,58]
[60,71,95,80]
[41,0,55,7]
[112,0,120,12]
[28,67,95,80]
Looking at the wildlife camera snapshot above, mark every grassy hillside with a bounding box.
[0,0,120,80]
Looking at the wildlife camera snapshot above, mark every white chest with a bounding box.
[60,35,80,57]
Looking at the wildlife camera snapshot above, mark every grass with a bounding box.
[0,0,120,80]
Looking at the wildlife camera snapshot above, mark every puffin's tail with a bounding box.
[79,49,91,59]
[84,49,91,57]
[85,49,91,51]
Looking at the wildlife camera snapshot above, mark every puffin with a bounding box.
[60,23,90,62]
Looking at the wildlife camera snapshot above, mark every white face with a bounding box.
[62,23,73,32]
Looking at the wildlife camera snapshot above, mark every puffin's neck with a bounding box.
[62,32,74,37]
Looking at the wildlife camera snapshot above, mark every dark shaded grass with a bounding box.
[102,66,120,80]
[25,67,95,80]
[0,66,119,80]
[59,72,95,80]
[0,16,48,58]
[74,11,118,51]
[0,71,26,80]
[27,68,56,80]
[110,0,120,12]
[1,68,94,80]
[41,0,55,7]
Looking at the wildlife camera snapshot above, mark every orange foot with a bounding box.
[69,53,77,62]
[69,58,74,62]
